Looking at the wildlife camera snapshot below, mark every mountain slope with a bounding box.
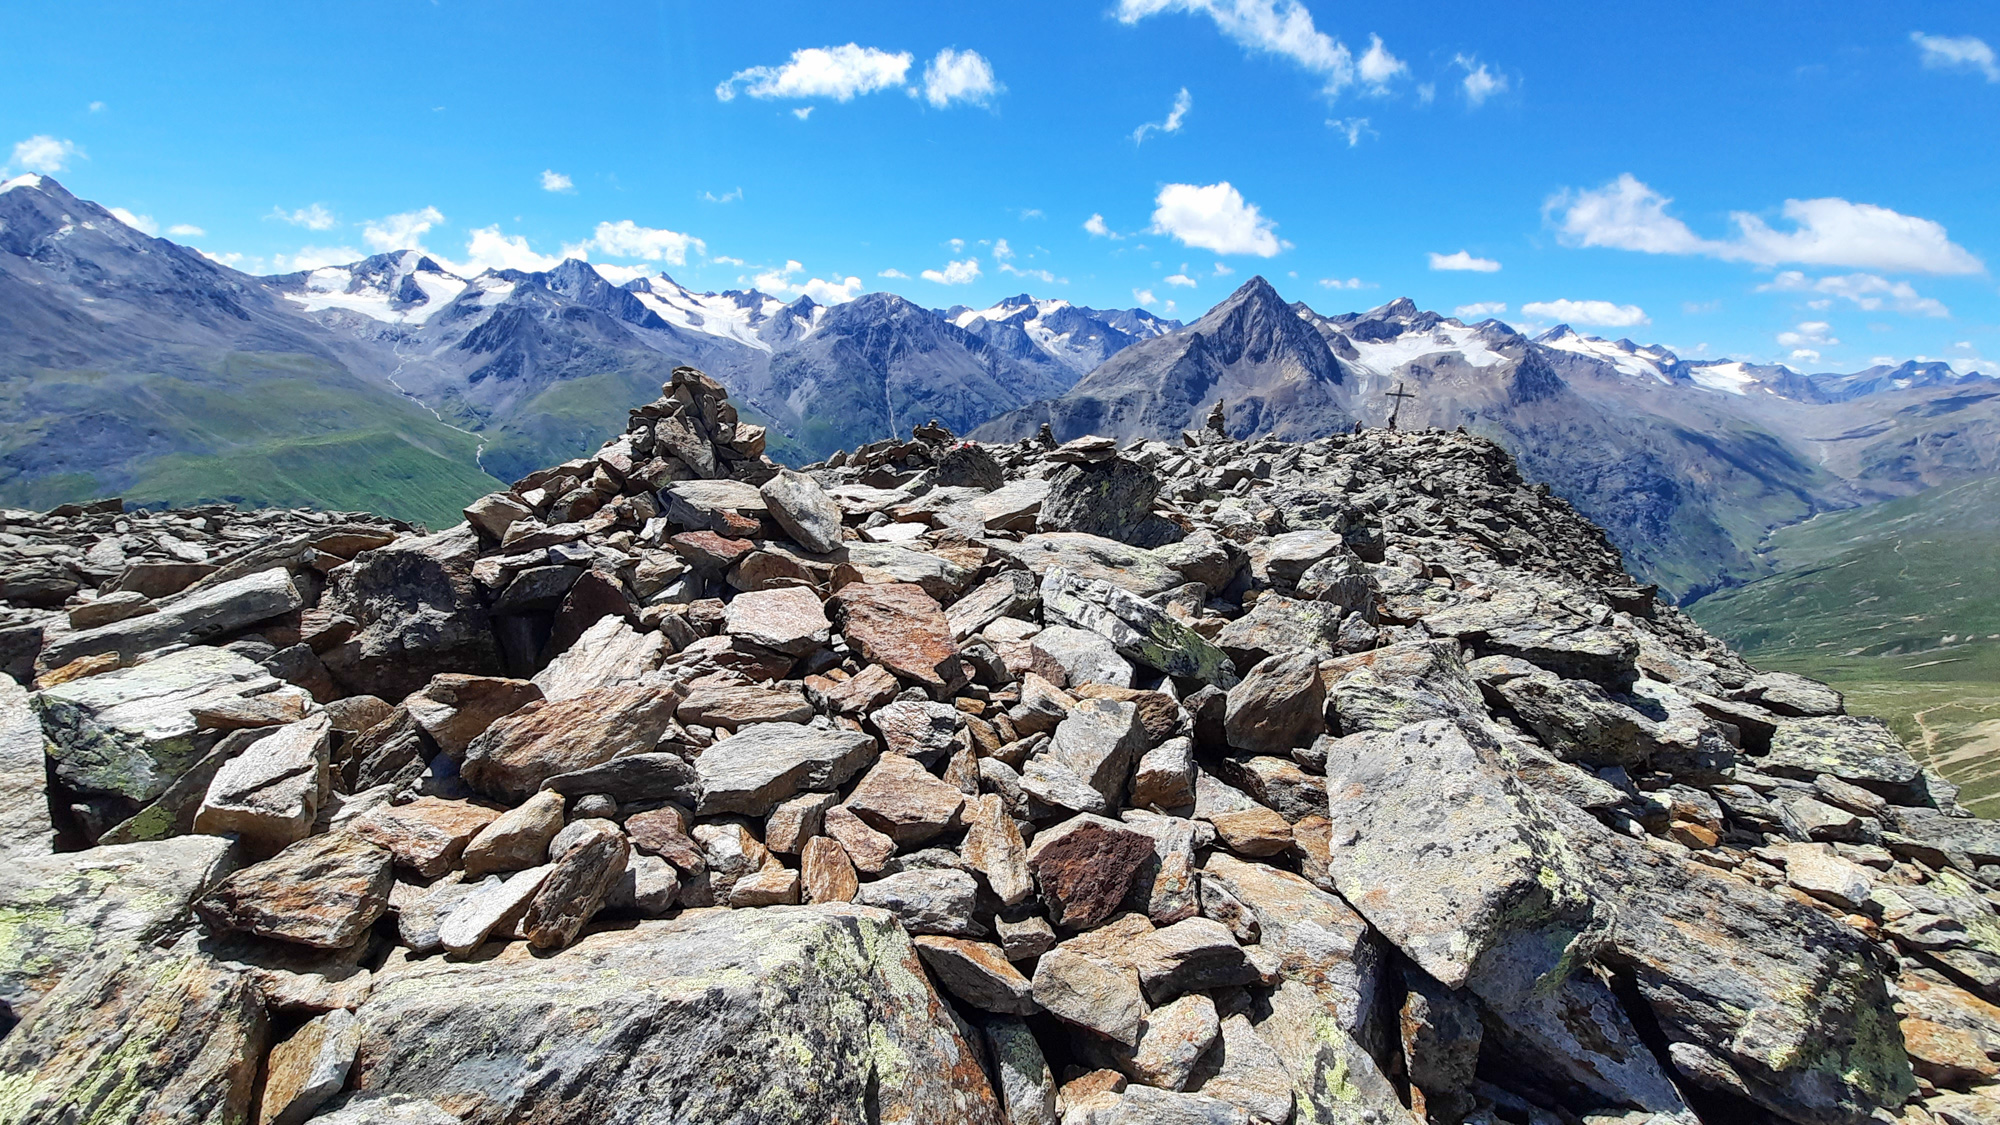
[1688,474,2000,811]
[972,276,1356,443]
[0,175,501,527]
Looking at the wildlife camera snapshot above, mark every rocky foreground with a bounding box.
[2,368,1998,1125]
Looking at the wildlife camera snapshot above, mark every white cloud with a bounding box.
[275,246,365,272]
[716,44,913,102]
[540,169,574,193]
[1789,349,1821,363]
[1912,32,1999,82]
[9,135,80,174]
[1548,174,1983,274]
[921,48,1002,108]
[1776,320,1838,349]
[1117,0,1360,97]
[1521,299,1649,327]
[1318,277,1367,289]
[992,238,1013,261]
[1325,117,1371,146]
[108,207,158,236]
[1417,82,1436,104]
[755,260,864,304]
[1429,249,1500,272]
[1165,267,1198,287]
[1455,301,1508,318]
[1019,208,1044,220]
[1084,213,1121,239]
[1455,55,1507,106]
[921,257,982,285]
[1731,197,1984,274]
[713,255,745,266]
[878,267,910,279]
[88,101,106,113]
[1000,263,1059,283]
[1150,181,1282,257]
[167,223,204,237]
[1760,271,1949,317]
[1134,287,1159,307]
[702,187,743,203]
[1213,261,1234,276]
[456,226,562,273]
[949,238,965,253]
[1357,35,1406,92]
[1134,87,1193,143]
[362,206,444,254]
[793,107,814,121]
[589,219,705,265]
[272,203,338,231]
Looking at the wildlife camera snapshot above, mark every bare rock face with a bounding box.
[343,906,1003,1124]
[828,582,966,692]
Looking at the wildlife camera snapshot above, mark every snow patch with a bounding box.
[628,275,790,351]
[1539,329,1674,384]
[1349,323,1508,377]
[0,173,46,194]
[1686,362,1760,396]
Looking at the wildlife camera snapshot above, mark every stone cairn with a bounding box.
[1,367,1996,1125]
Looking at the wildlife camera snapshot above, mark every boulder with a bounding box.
[1223,651,1326,756]
[0,939,267,1125]
[461,789,565,875]
[321,525,503,699]
[695,722,878,816]
[521,818,628,950]
[845,753,967,846]
[723,586,831,657]
[829,582,966,692]
[193,714,333,850]
[1319,719,1592,989]
[36,645,280,804]
[402,675,543,758]
[461,684,681,803]
[260,1008,362,1125]
[532,618,665,702]
[0,674,56,859]
[1027,813,1156,930]
[1007,533,1184,598]
[344,907,1003,1123]
[1030,625,1136,689]
[1047,697,1150,810]
[1041,567,1237,686]
[850,868,983,937]
[1037,457,1182,548]
[914,936,1037,1014]
[349,797,504,878]
[759,468,846,554]
[196,832,395,949]
[0,834,239,1023]
[42,568,303,669]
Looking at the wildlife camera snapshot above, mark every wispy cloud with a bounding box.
[1454,54,1508,106]
[1760,271,1949,317]
[1912,32,1999,82]
[1117,0,1388,99]
[717,44,913,103]
[1429,249,1501,272]
[540,169,574,193]
[1134,87,1192,143]
[271,203,338,231]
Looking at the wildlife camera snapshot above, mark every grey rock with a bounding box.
[0,834,239,1022]
[438,867,550,954]
[0,674,56,860]
[1214,595,1345,667]
[1041,567,1237,686]
[851,868,983,937]
[320,524,503,699]
[1131,735,1198,810]
[1048,697,1150,810]
[193,714,332,850]
[983,1015,1059,1125]
[1223,650,1326,756]
[1764,715,1924,797]
[696,722,879,817]
[521,818,628,950]
[36,645,280,803]
[542,752,700,805]
[1031,625,1136,690]
[914,936,1038,1014]
[1037,457,1182,548]
[759,468,845,554]
[344,906,1003,1124]
[39,567,303,667]
[196,832,394,950]
[1188,1013,1295,1125]
[1005,533,1185,598]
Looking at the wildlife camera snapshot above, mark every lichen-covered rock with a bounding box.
[0,939,268,1125]
[35,645,280,804]
[0,834,238,1023]
[343,906,1003,1124]
[1041,567,1237,687]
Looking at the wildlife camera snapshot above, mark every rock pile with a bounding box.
[1,370,1996,1125]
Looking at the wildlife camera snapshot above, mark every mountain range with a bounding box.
[4,173,1996,603]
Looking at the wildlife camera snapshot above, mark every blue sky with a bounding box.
[5,0,1998,372]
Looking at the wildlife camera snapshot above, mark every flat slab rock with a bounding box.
[345,905,1002,1125]
[0,834,239,1021]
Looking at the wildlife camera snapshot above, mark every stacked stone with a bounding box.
[1,367,1997,1125]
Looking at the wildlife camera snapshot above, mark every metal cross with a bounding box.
[1385,381,1416,430]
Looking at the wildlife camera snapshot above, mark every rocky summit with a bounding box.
[1,363,1996,1125]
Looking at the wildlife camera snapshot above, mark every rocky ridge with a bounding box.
[2,366,1997,1125]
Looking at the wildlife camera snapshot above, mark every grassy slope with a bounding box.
[1689,474,2000,813]
[0,352,503,529]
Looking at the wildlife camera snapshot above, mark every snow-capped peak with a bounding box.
[0,173,47,195]
[1536,325,1680,385]
[279,250,468,325]
[623,274,813,352]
